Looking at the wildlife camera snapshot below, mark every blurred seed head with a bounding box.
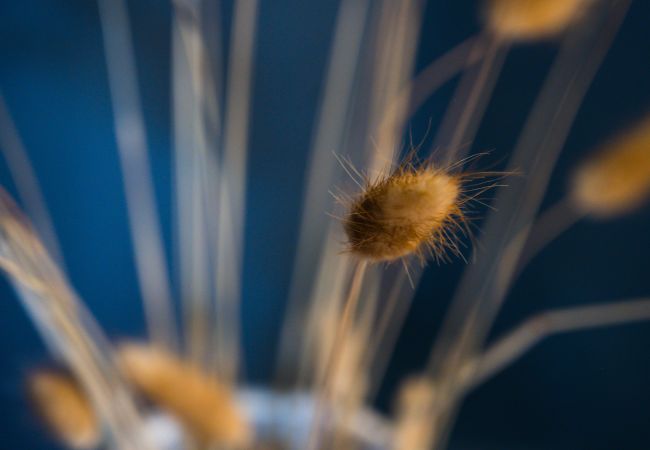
[571,117,650,218]
[27,370,99,450]
[117,343,251,448]
[484,0,591,41]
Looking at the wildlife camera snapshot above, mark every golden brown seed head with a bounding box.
[484,0,590,41]
[344,167,462,262]
[117,343,251,448]
[28,371,99,450]
[571,118,650,218]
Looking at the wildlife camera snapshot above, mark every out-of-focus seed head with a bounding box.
[571,117,650,218]
[484,0,591,41]
[117,343,251,448]
[27,370,99,450]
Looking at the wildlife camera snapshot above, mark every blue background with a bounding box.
[1,1,649,449]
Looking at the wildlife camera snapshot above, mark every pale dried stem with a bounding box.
[424,3,631,448]
[171,0,226,372]
[297,236,352,390]
[429,0,629,377]
[172,10,212,369]
[503,195,582,283]
[277,0,371,383]
[467,1,630,364]
[365,266,423,401]
[464,298,650,390]
[405,36,484,125]
[431,34,507,165]
[214,0,259,384]
[367,0,423,174]
[362,36,489,403]
[363,36,502,401]
[441,35,509,165]
[0,200,151,450]
[411,299,650,446]
[97,0,178,352]
[292,0,422,394]
[306,260,368,450]
[0,93,65,271]
[327,0,424,421]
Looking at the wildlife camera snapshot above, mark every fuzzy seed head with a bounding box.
[118,343,251,448]
[28,371,99,450]
[484,0,590,41]
[344,167,462,262]
[571,118,650,218]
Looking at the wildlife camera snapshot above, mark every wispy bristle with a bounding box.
[28,371,99,450]
[117,343,251,448]
[571,117,650,217]
[484,0,590,41]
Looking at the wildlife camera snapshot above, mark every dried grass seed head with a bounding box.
[571,117,650,218]
[484,0,591,42]
[117,343,251,448]
[343,163,465,263]
[27,370,99,450]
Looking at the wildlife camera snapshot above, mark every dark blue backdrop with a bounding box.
[1,1,649,449]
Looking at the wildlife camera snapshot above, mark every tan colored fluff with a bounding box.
[571,118,650,217]
[344,165,464,262]
[117,343,251,447]
[484,0,590,41]
[28,371,99,450]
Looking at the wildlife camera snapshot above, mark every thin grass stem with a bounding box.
[96,0,178,353]
[0,93,65,272]
[214,0,259,384]
[277,0,371,383]
[464,298,650,390]
[306,259,368,450]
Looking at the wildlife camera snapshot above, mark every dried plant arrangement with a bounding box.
[0,0,648,449]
